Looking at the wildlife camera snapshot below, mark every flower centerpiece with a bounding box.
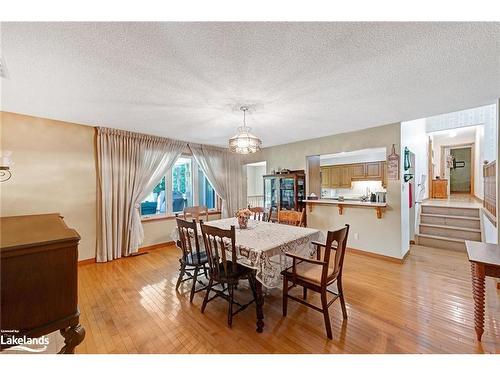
[236,208,252,229]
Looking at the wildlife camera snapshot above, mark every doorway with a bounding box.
[449,147,472,194]
[246,161,266,207]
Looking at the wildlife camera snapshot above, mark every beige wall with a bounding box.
[245,123,404,259]
[142,213,222,247]
[1,111,403,260]
[0,112,97,260]
[0,112,206,260]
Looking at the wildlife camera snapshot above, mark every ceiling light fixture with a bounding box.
[228,106,262,154]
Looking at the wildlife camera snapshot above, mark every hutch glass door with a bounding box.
[264,177,278,211]
[279,177,296,210]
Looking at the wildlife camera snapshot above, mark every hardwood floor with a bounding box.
[27,244,500,353]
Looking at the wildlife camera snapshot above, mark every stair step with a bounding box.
[420,213,481,229]
[417,233,465,243]
[421,205,480,218]
[419,223,481,233]
[416,234,466,252]
[419,223,481,241]
[420,213,480,221]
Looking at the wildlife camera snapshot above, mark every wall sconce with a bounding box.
[0,150,13,182]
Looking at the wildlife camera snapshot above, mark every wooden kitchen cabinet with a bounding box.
[431,179,448,198]
[366,162,383,179]
[340,166,351,188]
[320,166,331,188]
[330,167,341,188]
[350,164,366,179]
[321,161,386,189]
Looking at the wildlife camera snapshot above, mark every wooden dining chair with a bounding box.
[267,206,277,222]
[281,224,350,339]
[183,205,209,222]
[248,206,266,221]
[175,218,209,302]
[278,209,305,227]
[200,223,257,327]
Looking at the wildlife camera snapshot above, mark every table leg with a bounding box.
[255,279,265,333]
[471,262,485,341]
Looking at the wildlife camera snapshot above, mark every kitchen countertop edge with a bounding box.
[302,199,387,207]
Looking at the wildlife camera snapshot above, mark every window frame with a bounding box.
[140,153,221,221]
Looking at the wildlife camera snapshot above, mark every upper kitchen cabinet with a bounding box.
[340,166,352,188]
[350,163,365,179]
[329,167,340,188]
[321,161,386,188]
[320,166,331,188]
[327,166,351,188]
[365,162,383,179]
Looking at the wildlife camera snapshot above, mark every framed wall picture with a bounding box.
[387,144,400,180]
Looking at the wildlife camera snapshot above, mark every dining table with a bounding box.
[172,217,324,332]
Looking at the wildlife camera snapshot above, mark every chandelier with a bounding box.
[228,106,262,154]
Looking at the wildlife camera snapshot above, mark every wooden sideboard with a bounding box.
[0,213,85,353]
[321,161,387,189]
[431,179,448,199]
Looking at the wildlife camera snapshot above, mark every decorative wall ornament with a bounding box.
[387,144,399,180]
[403,146,413,182]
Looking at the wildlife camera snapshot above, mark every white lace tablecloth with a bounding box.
[171,218,324,288]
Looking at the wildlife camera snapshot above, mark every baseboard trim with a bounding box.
[347,247,407,264]
[78,258,96,266]
[138,241,175,252]
[473,195,483,204]
[482,207,497,227]
[78,241,175,266]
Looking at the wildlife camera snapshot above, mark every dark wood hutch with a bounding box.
[263,170,306,220]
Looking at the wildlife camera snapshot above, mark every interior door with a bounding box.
[449,147,472,193]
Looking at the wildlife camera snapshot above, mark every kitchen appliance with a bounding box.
[375,192,387,203]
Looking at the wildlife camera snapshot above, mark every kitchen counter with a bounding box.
[303,199,387,218]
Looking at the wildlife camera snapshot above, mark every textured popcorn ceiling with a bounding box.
[1,22,499,147]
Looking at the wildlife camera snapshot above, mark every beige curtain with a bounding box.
[188,143,244,218]
[96,127,186,262]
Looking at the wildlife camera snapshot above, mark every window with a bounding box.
[140,155,219,217]
[198,170,216,209]
[172,157,193,212]
[140,177,166,215]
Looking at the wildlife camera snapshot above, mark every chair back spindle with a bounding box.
[183,205,209,222]
[200,224,238,281]
[248,206,266,221]
[176,218,204,264]
[278,209,305,227]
